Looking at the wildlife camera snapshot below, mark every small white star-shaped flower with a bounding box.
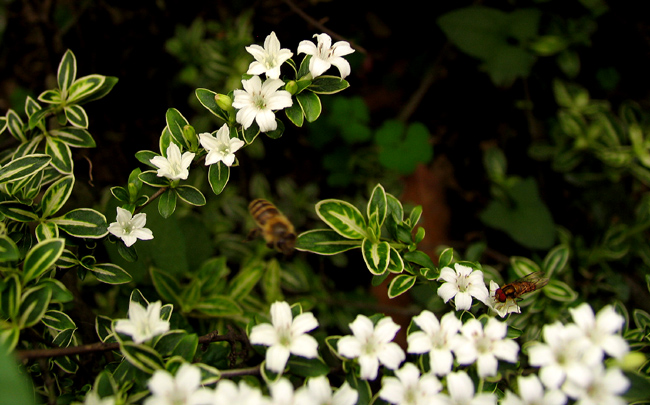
[150,142,195,181]
[232,76,292,132]
[144,364,205,405]
[249,301,319,373]
[246,32,293,79]
[501,374,567,405]
[294,376,358,405]
[297,33,355,79]
[407,310,465,376]
[114,300,170,344]
[208,379,270,405]
[569,303,629,363]
[107,207,153,247]
[337,315,405,380]
[487,280,521,317]
[434,371,497,404]
[379,362,442,405]
[199,124,245,167]
[437,263,489,311]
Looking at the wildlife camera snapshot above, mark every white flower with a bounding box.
[246,31,293,79]
[249,301,319,373]
[437,264,489,311]
[83,391,116,405]
[487,280,521,317]
[294,376,358,405]
[143,364,207,405]
[337,315,405,380]
[232,76,292,132]
[150,143,195,181]
[297,33,355,79]
[455,318,519,378]
[569,303,629,363]
[501,375,567,405]
[269,378,298,405]
[107,207,154,247]
[379,362,442,405]
[433,371,497,405]
[209,380,270,405]
[528,321,593,389]
[199,124,245,167]
[407,310,465,376]
[114,300,170,344]
[562,365,629,405]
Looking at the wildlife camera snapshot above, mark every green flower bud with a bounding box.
[183,124,198,150]
[285,80,298,95]
[216,94,232,111]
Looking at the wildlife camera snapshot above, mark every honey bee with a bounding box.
[495,271,549,302]
[248,199,296,255]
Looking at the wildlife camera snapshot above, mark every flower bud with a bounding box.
[183,125,198,150]
[215,94,232,111]
[285,80,298,95]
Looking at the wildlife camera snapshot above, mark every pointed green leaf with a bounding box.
[50,127,96,148]
[315,199,367,239]
[367,184,387,228]
[387,274,417,298]
[42,310,76,332]
[438,247,454,269]
[542,279,578,302]
[150,268,182,307]
[22,238,65,283]
[35,222,59,242]
[542,244,569,277]
[510,256,541,278]
[194,295,244,317]
[0,274,21,320]
[287,356,329,377]
[228,262,265,300]
[264,119,285,139]
[95,315,116,343]
[57,50,77,93]
[0,154,51,184]
[90,263,133,285]
[262,259,283,304]
[0,235,20,262]
[166,108,190,149]
[41,175,74,218]
[138,170,170,187]
[119,341,164,373]
[308,76,350,94]
[362,239,390,275]
[296,91,322,122]
[284,103,304,127]
[208,162,230,195]
[67,74,106,103]
[52,208,109,238]
[39,278,73,304]
[175,185,206,206]
[403,250,437,270]
[64,104,88,128]
[158,189,177,218]
[93,370,119,398]
[0,202,39,222]
[28,107,53,130]
[45,136,73,174]
[169,333,198,362]
[24,96,41,118]
[74,76,118,105]
[37,89,63,104]
[5,109,26,142]
[295,229,362,255]
[387,247,405,273]
[195,88,229,122]
[18,285,52,328]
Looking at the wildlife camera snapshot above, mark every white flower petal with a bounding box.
[266,344,291,373]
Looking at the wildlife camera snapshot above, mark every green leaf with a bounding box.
[296,91,322,122]
[295,229,362,255]
[37,89,63,104]
[49,127,96,148]
[42,310,76,332]
[287,356,329,377]
[35,222,59,242]
[228,262,265,301]
[542,244,569,277]
[171,334,198,362]
[166,108,190,149]
[308,76,350,94]
[0,275,21,320]
[90,263,132,285]
[45,136,73,174]
[361,239,390,275]
[95,315,116,343]
[479,178,556,249]
[138,170,169,187]
[0,154,51,184]
[51,208,109,238]
[158,189,177,218]
[22,238,65,284]
[57,49,77,94]
[18,285,52,328]
[0,236,20,262]
[64,104,89,128]
[175,185,206,206]
[194,295,244,317]
[403,250,437,270]
[386,247,405,273]
[150,267,182,307]
[265,119,285,139]
[119,342,164,374]
[135,151,159,169]
[0,202,39,222]
[542,279,578,302]
[208,162,230,195]
[73,76,118,105]
[195,88,229,122]
[438,247,454,269]
[39,278,74,304]
[367,184,387,228]
[510,256,541,278]
[5,109,26,142]
[262,259,284,304]
[28,107,53,130]
[284,103,304,127]
[387,274,417,298]
[315,199,367,239]
[40,175,74,218]
[0,346,35,404]
[67,74,106,103]
[93,370,118,399]
[633,309,650,331]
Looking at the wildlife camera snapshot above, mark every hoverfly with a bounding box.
[494,271,549,303]
[247,199,296,255]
